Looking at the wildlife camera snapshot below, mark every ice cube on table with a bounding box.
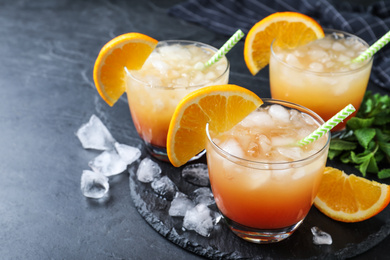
[311,226,332,245]
[169,192,195,217]
[76,114,116,150]
[114,143,141,165]
[80,170,109,199]
[151,176,178,200]
[136,158,161,183]
[89,149,128,177]
[183,204,214,237]
[190,187,215,206]
[182,163,210,187]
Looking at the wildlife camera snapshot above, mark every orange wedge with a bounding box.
[244,12,324,75]
[167,84,263,167]
[93,33,158,106]
[314,167,390,222]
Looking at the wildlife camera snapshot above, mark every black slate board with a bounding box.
[129,153,390,260]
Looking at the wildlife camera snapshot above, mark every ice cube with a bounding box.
[240,111,274,127]
[276,146,302,160]
[151,176,177,200]
[182,163,210,187]
[114,143,141,165]
[292,168,306,180]
[268,104,290,123]
[219,139,244,158]
[318,40,332,49]
[272,168,293,181]
[337,54,349,63]
[309,62,324,72]
[190,187,215,206]
[332,42,347,52]
[169,192,195,217]
[308,49,328,60]
[311,226,332,245]
[285,53,302,68]
[151,59,169,75]
[80,170,109,199]
[258,134,272,154]
[271,137,295,147]
[76,114,116,150]
[89,149,128,177]
[183,204,214,237]
[136,158,161,183]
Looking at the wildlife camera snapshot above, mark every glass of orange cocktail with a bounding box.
[125,40,229,161]
[269,29,373,131]
[205,99,330,243]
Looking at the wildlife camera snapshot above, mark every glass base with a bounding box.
[223,215,304,244]
[144,141,206,163]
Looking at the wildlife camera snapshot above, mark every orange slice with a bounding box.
[244,12,324,75]
[93,33,158,106]
[167,84,263,167]
[314,167,390,222]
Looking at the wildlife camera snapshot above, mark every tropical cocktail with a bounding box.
[205,99,330,243]
[270,29,373,131]
[126,40,229,160]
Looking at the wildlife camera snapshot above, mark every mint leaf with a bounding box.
[354,128,376,149]
[329,92,390,179]
[329,139,357,151]
[378,169,390,179]
[346,117,374,130]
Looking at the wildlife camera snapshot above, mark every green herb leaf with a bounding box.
[329,139,357,151]
[329,91,390,179]
[354,128,376,149]
[378,169,390,179]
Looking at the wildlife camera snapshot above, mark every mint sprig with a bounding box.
[329,91,390,179]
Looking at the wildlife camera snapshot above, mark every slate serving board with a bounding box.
[128,153,390,260]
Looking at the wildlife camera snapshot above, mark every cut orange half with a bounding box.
[166,84,263,167]
[314,167,390,222]
[244,12,324,75]
[93,33,158,106]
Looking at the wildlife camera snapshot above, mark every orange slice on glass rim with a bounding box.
[93,33,158,106]
[244,12,324,75]
[314,167,390,222]
[166,84,263,167]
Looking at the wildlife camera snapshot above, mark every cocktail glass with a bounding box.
[205,99,330,243]
[125,40,229,161]
[270,29,373,132]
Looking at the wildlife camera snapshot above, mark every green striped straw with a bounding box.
[297,104,356,146]
[352,30,390,63]
[195,29,245,70]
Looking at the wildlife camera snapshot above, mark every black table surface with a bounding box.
[1,0,389,259]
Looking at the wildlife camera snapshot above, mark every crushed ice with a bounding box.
[182,163,209,187]
[77,114,141,198]
[76,114,116,150]
[80,170,109,199]
[311,226,333,245]
[137,158,161,183]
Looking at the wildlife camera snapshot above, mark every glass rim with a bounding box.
[205,98,331,168]
[125,39,230,90]
[270,28,373,76]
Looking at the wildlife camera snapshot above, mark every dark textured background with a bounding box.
[0,0,388,259]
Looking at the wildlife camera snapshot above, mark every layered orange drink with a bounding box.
[270,29,373,131]
[206,99,330,243]
[126,40,229,160]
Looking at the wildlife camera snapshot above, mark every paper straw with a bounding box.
[352,31,390,63]
[199,29,244,70]
[297,104,356,146]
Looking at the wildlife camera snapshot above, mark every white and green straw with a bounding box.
[353,30,390,63]
[297,104,356,146]
[195,29,245,70]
